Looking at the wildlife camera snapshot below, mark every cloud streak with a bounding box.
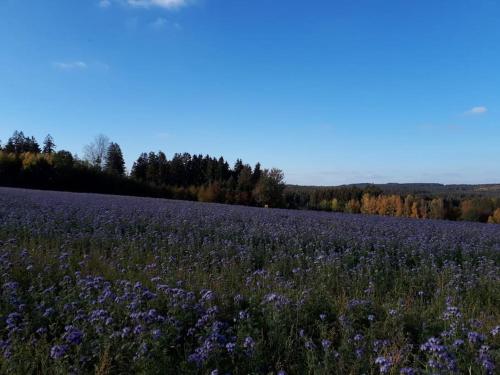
[465,106,488,115]
[101,0,190,10]
[52,61,88,70]
[150,17,168,29]
[128,0,189,9]
[52,61,110,72]
[99,0,111,8]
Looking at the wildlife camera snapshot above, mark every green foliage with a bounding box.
[0,191,498,374]
[460,198,495,222]
[42,134,56,154]
[104,142,125,176]
[253,168,286,208]
[4,130,40,154]
[2,129,500,223]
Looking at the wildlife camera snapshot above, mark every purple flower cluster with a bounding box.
[0,187,498,373]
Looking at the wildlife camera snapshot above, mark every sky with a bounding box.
[1,0,499,185]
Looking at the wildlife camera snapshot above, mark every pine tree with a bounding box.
[131,153,149,181]
[104,142,125,176]
[251,162,262,185]
[4,131,41,153]
[43,134,56,154]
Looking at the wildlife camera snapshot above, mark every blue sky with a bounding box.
[1,0,499,185]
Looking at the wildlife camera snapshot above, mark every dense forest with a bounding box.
[1,130,499,223]
[285,186,500,223]
[0,131,286,207]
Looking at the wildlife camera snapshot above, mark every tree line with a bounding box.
[1,130,499,223]
[0,131,286,208]
[284,186,500,223]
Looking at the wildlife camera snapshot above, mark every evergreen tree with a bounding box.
[104,142,125,176]
[157,151,169,185]
[237,165,253,192]
[252,162,262,185]
[233,159,244,178]
[4,131,41,153]
[42,134,56,154]
[146,152,160,184]
[52,150,74,169]
[131,153,149,181]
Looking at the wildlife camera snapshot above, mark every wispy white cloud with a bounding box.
[465,106,488,115]
[125,17,140,30]
[52,61,110,71]
[99,0,111,8]
[52,61,88,70]
[127,0,189,9]
[156,132,170,139]
[100,0,190,10]
[94,61,111,71]
[150,17,168,29]
[416,123,465,133]
[148,17,182,30]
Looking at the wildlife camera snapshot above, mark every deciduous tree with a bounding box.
[83,134,109,169]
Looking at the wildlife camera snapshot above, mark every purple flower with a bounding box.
[64,326,83,345]
[238,310,250,320]
[354,333,364,342]
[420,337,457,372]
[420,337,445,353]
[50,344,68,359]
[6,312,22,329]
[443,305,462,320]
[375,356,392,374]
[121,327,131,338]
[305,341,316,350]
[3,282,18,291]
[321,339,331,350]
[233,294,244,304]
[243,336,255,350]
[478,345,495,374]
[226,342,236,353]
[42,307,55,318]
[263,293,290,309]
[400,368,416,375]
[201,290,215,303]
[133,324,143,335]
[467,331,485,344]
[152,329,162,340]
[490,326,500,336]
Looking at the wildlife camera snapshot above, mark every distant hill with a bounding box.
[287,183,500,198]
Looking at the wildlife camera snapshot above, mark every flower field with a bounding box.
[0,187,498,374]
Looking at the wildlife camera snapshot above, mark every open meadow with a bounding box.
[0,187,498,374]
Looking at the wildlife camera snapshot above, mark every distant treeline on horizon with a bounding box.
[1,130,499,224]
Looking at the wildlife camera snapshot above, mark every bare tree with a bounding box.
[83,134,110,169]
